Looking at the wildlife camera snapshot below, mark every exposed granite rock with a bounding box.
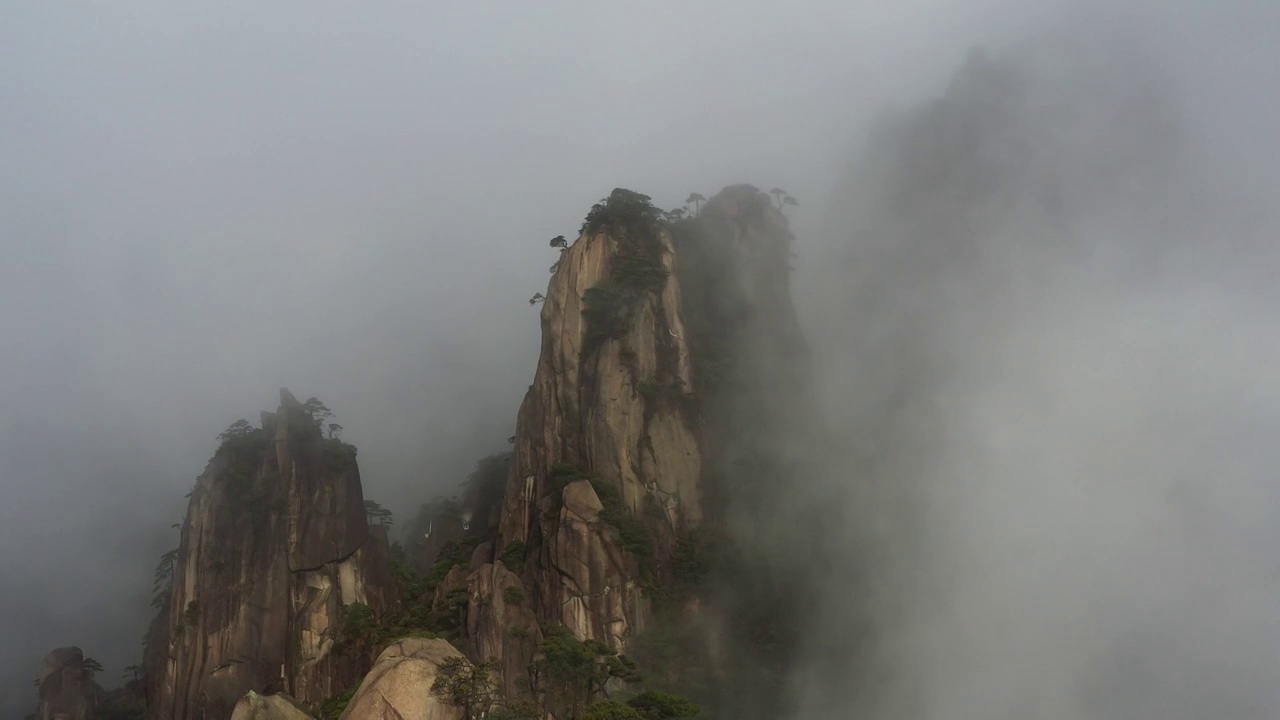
[338,638,468,720]
[152,389,398,719]
[456,185,814,710]
[229,692,315,720]
[485,203,702,655]
[463,562,539,697]
[142,603,170,713]
[553,480,645,646]
[37,647,94,720]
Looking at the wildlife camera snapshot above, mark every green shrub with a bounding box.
[626,691,700,720]
[588,477,621,506]
[318,688,355,720]
[500,541,527,569]
[490,697,542,720]
[549,464,589,495]
[429,538,478,588]
[583,700,644,720]
[98,698,147,720]
[337,602,377,650]
[216,421,267,457]
[504,585,526,605]
[582,284,628,358]
[580,188,665,239]
[577,189,671,361]
[589,479,653,558]
[612,252,667,294]
[320,437,358,472]
[391,541,430,599]
[671,532,712,589]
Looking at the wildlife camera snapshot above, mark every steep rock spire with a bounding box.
[149,390,396,719]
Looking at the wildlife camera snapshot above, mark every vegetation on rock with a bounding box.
[432,656,501,720]
[625,690,701,720]
[363,499,394,526]
[588,478,653,559]
[84,186,814,720]
[529,627,642,720]
[317,688,355,720]
[578,189,670,359]
[150,548,178,610]
[500,540,527,569]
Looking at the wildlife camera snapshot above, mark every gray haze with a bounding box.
[798,5,1280,720]
[2,0,1277,717]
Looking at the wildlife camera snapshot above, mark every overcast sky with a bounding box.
[2,0,1277,715]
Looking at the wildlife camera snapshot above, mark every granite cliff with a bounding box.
[147,390,397,719]
[416,184,820,718]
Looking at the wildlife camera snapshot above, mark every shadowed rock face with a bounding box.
[459,561,540,697]
[149,389,398,720]
[37,647,94,720]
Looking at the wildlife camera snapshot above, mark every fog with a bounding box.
[2,0,1277,716]
[796,6,1280,719]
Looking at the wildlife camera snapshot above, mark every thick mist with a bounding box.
[797,7,1280,720]
[2,0,1276,716]
[0,0,1052,711]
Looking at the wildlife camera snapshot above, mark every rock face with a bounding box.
[338,638,468,720]
[418,512,466,571]
[37,647,95,720]
[229,692,315,720]
[136,186,811,720]
[150,390,398,720]
[461,561,540,696]
[488,192,703,654]
[442,186,814,710]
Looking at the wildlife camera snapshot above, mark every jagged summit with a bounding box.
[147,390,396,719]
[72,184,816,720]
[410,183,817,718]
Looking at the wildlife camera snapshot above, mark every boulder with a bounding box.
[229,692,315,720]
[339,638,467,720]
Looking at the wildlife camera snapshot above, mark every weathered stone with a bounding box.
[460,186,810,706]
[465,562,540,696]
[37,647,94,720]
[151,389,398,719]
[339,639,468,720]
[488,213,703,652]
[469,541,493,571]
[229,691,315,720]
